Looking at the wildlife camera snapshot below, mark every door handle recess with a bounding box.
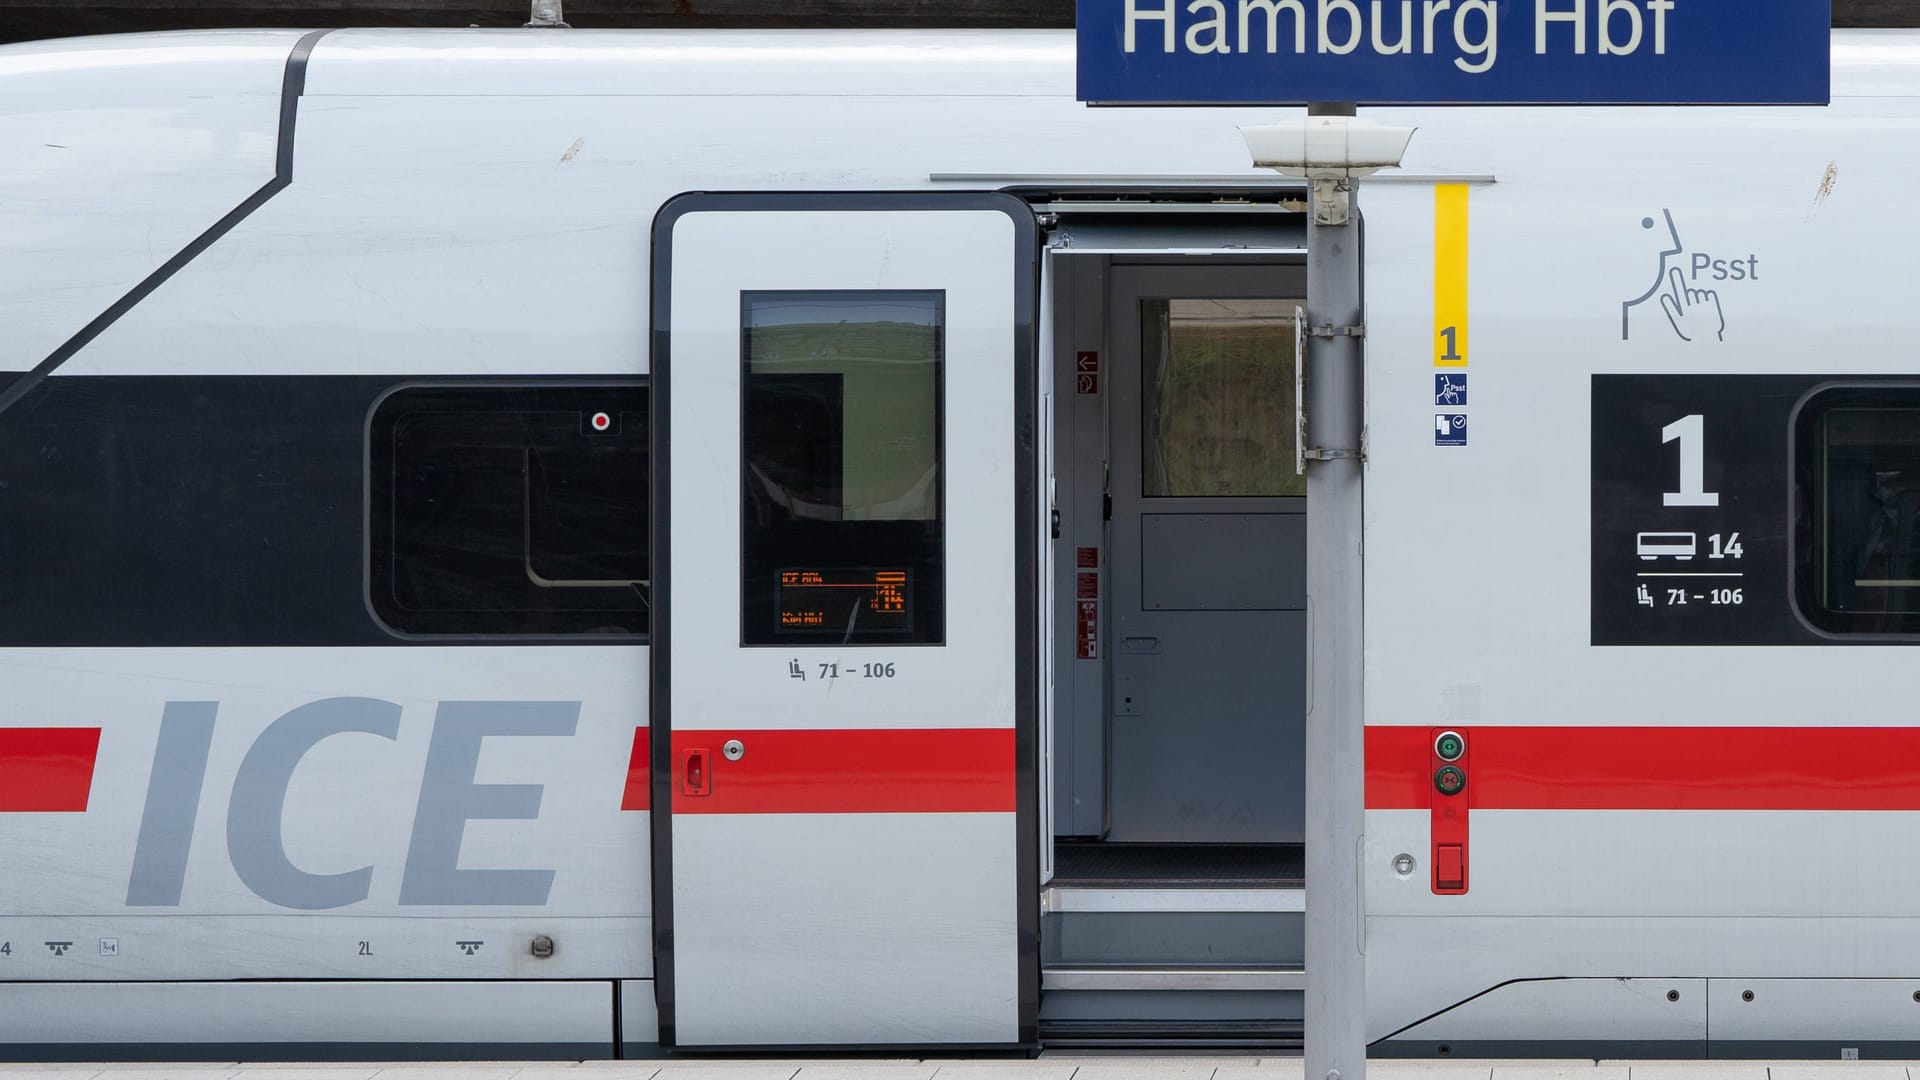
[681,748,711,796]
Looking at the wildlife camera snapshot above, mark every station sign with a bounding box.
[1076,0,1830,105]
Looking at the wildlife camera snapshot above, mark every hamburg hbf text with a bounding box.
[1124,0,1678,74]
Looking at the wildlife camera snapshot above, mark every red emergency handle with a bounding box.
[681,748,712,797]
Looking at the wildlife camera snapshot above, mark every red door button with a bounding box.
[1435,843,1465,891]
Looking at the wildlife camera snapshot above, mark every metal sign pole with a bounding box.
[1303,98,1368,1080]
[1242,103,1404,1080]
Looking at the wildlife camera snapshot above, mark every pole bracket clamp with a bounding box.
[1305,323,1365,339]
[1302,447,1364,462]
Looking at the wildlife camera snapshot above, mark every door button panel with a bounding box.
[1430,728,1469,895]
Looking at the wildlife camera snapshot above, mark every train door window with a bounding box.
[1141,298,1305,498]
[368,383,649,637]
[1796,386,1920,635]
[740,290,945,646]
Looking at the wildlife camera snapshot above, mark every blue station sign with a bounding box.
[1076,0,1830,105]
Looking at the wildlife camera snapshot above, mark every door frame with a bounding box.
[647,191,1041,1049]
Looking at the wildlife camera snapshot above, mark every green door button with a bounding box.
[1434,730,1465,762]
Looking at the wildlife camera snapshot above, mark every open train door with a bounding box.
[649,193,1039,1049]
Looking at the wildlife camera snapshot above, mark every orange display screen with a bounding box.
[776,568,911,635]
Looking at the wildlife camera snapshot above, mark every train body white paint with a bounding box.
[2,24,1918,1059]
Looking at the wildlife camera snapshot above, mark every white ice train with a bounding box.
[0,21,1917,1061]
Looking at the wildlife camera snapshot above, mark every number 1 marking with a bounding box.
[1662,414,1720,507]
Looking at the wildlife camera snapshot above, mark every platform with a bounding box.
[0,1059,1910,1080]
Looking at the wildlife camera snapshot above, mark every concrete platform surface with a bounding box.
[0,1060,1915,1080]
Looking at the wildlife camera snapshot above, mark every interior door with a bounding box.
[650,193,1038,1048]
[1105,264,1308,843]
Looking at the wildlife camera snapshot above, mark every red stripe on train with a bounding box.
[1366,726,1920,811]
[621,727,649,811]
[671,728,1015,814]
[0,728,102,812]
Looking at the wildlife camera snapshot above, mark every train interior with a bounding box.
[1039,195,1312,1044]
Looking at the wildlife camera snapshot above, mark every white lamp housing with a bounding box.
[1240,116,1417,179]
[1241,116,1417,224]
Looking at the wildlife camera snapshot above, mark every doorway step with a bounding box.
[1039,843,1307,1048]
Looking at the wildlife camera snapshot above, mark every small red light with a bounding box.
[591,412,612,432]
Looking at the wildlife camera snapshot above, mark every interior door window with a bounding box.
[1141,298,1304,498]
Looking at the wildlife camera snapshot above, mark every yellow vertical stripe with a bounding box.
[1434,184,1469,368]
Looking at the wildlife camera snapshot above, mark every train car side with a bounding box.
[1,25,1919,1057]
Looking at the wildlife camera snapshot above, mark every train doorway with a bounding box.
[1042,226,1310,1042]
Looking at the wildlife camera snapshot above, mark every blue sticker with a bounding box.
[1434,373,1467,407]
[1435,414,1468,447]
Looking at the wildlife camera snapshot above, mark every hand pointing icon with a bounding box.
[1660,267,1725,343]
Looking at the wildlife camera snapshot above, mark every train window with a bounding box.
[740,290,945,646]
[1142,298,1305,498]
[368,384,649,637]
[1796,387,1920,635]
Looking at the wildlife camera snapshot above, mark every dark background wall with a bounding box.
[3,0,1915,46]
